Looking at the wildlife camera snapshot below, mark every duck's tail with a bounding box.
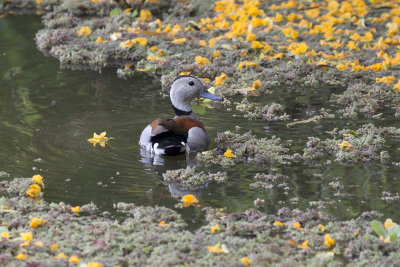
[151,133,187,156]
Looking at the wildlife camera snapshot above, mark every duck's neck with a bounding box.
[172,104,192,116]
[170,95,192,115]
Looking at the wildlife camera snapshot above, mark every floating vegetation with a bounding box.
[197,131,295,167]
[163,167,227,190]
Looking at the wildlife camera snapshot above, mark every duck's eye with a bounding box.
[188,81,195,86]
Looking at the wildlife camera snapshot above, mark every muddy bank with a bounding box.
[1,177,400,266]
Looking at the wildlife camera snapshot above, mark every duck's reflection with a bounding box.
[139,149,207,197]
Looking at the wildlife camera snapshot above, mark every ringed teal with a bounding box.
[139,75,223,156]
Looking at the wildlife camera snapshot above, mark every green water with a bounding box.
[1,15,400,226]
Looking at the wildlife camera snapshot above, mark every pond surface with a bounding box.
[1,15,400,227]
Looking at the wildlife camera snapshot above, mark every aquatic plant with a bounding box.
[163,167,227,190]
[365,219,400,243]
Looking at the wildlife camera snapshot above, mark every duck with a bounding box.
[139,75,223,156]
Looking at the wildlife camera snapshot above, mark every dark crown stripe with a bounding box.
[172,105,192,116]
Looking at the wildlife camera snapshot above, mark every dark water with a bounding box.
[1,15,400,226]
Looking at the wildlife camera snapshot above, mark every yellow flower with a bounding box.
[26,184,41,197]
[246,33,256,41]
[30,217,46,228]
[288,42,309,55]
[87,262,103,267]
[32,174,44,186]
[224,149,236,158]
[347,41,359,51]
[251,41,263,49]
[159,221,170,226]
[238,61,258,69]
[297,240,309,249]
[273,221,284,227]
[182,194,199,207]
[149,46,158,52]
[252,80,262,89]
[132,37,148,46]
[282,27,299,39]
[292,222,304,230]
[199,40,207,47]
[147,55,161,61]
[15,253,28,260]
[71,206,80,214]
[209,38,217,48]
[324,234,335,248]
[157,50,166,56]
[274,12,283,22]
[195,56,211,66]
[318,224,328,233]
[139,9,152,22]
[20,232,33,241]
[69,255,80,264]
[55,253,68,259]
[373,37,390,50]
[36,0,43,4]
[19,241,30,247]
[240,256,251,266]
[376,76,396,85]
[336,64,348,70]
[1,232,9,238]
[119,40,133,49]
[394,81,400,92]
[50,243,59,251]
[88,132,109,147]
[172,38,186,44]
[210,224,220,234]
[77,26,91,36]
[212,50,221,58]
[384,219,397,230]
[339,140,353,151]
[91,0,104,2]
[180,72,191,75]
[208,243,229,253]
[214,73,228,86]
[96,37,107,43]
[306,8,319,19]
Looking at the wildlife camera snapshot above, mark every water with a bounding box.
[1,15,400,226]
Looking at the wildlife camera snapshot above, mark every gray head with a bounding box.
[169,75,223,113]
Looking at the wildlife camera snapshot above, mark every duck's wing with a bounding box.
[174,117,210,152]
[139,118,188,155]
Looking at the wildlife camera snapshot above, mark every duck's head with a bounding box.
[169,75,223,113]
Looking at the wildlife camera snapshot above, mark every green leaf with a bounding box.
[389,233,397,242]
[349,130,358,136]
[131,9,138,18]
[372,220,387,238]
[0,196,5,206]
[110,8,123,17]
[388,225,400,241]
